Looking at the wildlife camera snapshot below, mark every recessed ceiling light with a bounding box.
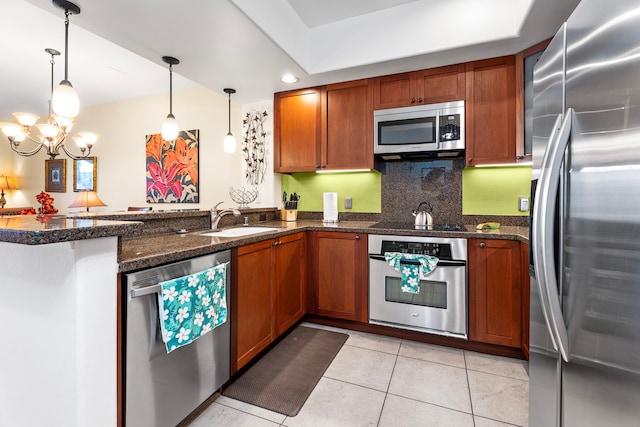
[280,74,298,84]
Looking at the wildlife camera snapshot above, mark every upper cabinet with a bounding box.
[274,87,322,172]
[371,64,466,110]
[322,80,373,170]
[274,80,372,172]
[465,56,517,166]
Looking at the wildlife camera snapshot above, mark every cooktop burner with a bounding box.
[369,222,466,232]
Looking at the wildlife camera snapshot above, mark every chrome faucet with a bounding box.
[211,202,241,230]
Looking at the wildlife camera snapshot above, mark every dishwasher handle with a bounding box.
[130,284,161,298]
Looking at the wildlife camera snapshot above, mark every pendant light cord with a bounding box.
[228,92,231,133]
[64,10,70,81]
[169,64,173,115]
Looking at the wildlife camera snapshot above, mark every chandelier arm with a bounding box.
[60,142,89,160]
[9,141,44,157]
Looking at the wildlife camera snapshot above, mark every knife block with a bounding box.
[280,209,298,222]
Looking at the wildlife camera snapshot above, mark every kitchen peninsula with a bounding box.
[0,215,141,427]
[0,210,528,427]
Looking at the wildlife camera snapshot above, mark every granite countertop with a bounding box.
[0,215,143,245]
[119,219,528,273]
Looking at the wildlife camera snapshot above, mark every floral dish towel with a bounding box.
[384,252,438,294]
[158,262,228,353]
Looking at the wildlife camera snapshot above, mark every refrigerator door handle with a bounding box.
[539,108,573,362]
[532,113,562,353]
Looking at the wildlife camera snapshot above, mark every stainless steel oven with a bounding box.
[368,234,467,339]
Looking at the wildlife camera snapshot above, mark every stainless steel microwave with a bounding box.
[373,100,465,160]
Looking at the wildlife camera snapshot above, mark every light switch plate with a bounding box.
[519,197,529,212]
[345,197,352,209]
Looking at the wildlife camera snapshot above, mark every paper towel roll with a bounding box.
[323,192,338,223]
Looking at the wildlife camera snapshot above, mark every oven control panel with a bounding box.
[381,240,452,260]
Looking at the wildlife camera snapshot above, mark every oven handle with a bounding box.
[369,254,465,267]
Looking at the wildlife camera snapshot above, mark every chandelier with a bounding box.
[0,0,96,160]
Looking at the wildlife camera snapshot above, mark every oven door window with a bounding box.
[378,117,436,145]
[384,276,447,309]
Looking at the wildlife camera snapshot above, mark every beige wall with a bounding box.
[7,86,277,214]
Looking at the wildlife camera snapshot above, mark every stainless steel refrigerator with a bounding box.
[530,0,640,425]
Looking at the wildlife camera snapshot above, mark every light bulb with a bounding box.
[0,123,23,138]
[224,132,236,154]
[78,132,98,147]
[13,113,39,127]
[36,123,59,138]
[162,113,179,141]
[73,136,87,149]
[52,80,80,119]
[53,114,73,130]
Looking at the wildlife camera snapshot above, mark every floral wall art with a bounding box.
[242,110,268,186]
[145,129,199,203]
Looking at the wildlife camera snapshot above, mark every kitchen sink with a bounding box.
[200,226,280,238]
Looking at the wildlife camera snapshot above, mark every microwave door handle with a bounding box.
[435,110,441,149]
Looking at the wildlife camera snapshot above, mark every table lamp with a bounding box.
[0,176,15,208]
[68,190,107,212]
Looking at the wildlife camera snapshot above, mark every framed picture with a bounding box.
[145,129,199,203]
[73,157,97,192]
[45,159,66,193]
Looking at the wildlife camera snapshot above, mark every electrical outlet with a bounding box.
[518,197,529,212]
[345,197,352,209]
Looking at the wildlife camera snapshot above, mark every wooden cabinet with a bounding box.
[520,242,530,359]
[371,64,465,109]
[232,232,305,372]
[469,239,522,348]
[322,79,373,170]
[308,231,368,322]
[465,56,517,166]
[274,87,322,172]
[274,234,306,335]
[274,80,372,172]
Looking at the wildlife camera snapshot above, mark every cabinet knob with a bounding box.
[479,242,486,248]
[355,235,360,240]
[411,98,416,104]
[316,165,321,169]
[273,241,281,246]
[418,97,423,103]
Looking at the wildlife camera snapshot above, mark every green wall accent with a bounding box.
[281,171,381,212]
[462,166,532,216]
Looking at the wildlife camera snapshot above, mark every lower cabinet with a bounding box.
[308,231,368,322]
[520,242,530,359]
[468,239,522,348]
[231,232,305,372]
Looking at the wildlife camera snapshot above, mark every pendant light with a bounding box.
[161,56,180,141]
[51,0,81,120]
[223,88,236,154]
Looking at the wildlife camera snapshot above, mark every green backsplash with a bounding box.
[281,171,382,212]
[462,165,532,216]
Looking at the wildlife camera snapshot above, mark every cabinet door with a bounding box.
[465,56,517,166]
[371,72,413,109]
[520,242,530,359]
[274,87,322,172]
[233,239,274,371]
[323,80,373,170]
[273,233,306,335]
[413,64,465,104]
[469,239,522,348]
[310,232,368,322]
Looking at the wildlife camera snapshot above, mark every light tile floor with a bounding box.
[190,322,529,427]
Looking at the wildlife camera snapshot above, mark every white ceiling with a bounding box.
[0,0,580,121]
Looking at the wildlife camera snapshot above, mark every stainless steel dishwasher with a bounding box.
[123,251,230,427]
